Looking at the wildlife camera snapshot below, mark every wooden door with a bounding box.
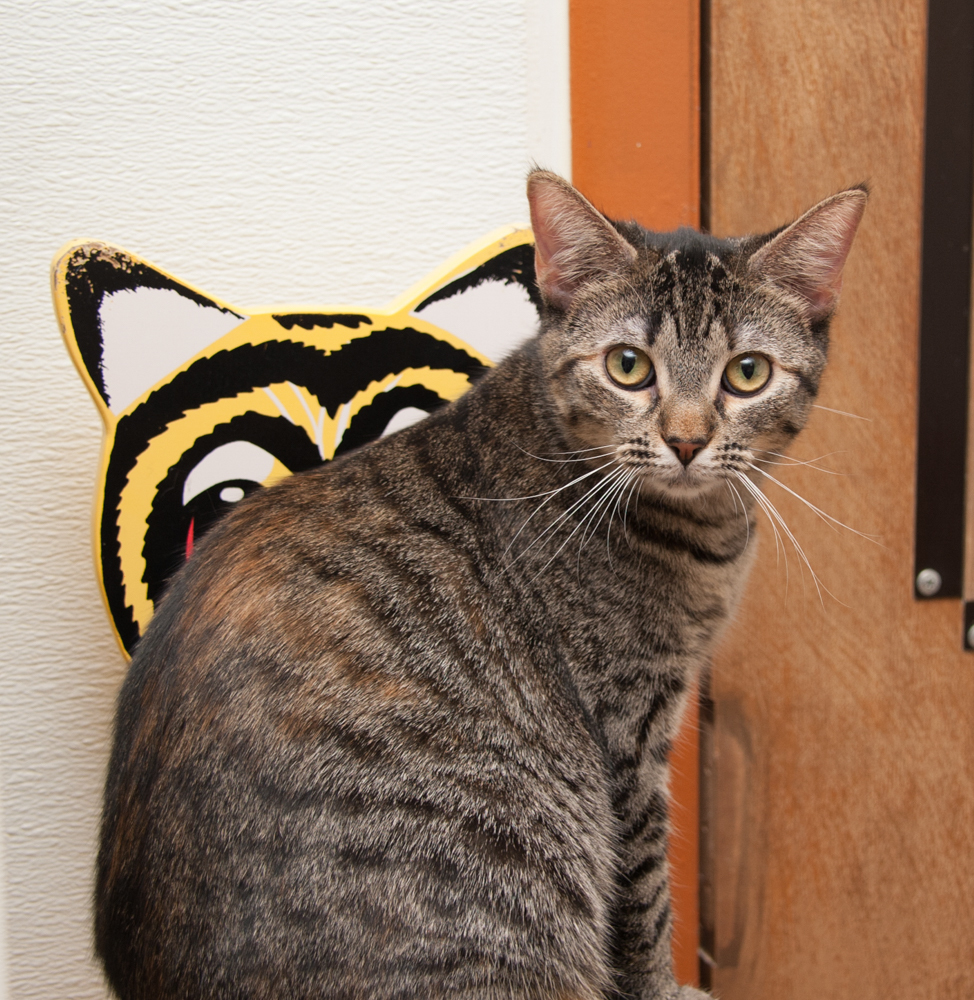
[704,2,974,998]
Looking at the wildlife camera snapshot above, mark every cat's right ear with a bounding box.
[527,170,637,311]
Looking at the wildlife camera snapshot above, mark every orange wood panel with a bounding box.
[569,1,701,986]
[570,0,699,229]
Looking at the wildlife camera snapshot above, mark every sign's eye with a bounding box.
[605,346,655,388]
[723,353,772,395]
[182,441,284,506]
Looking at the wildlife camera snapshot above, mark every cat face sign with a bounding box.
[53,229,540,656]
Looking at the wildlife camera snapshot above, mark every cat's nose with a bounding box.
[667,438,707,466]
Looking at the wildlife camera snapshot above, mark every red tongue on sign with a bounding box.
[186,517,195,560]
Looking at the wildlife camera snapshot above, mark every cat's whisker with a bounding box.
[530,454,620,465]
[725,480,750,551]
[812,403,871,422]
[512,441,619,464]
[515,442,621,459]
[751,448,846,475]
[735,472,786,577]
[592,469,637,569]
[511,465,626,563]
[736,472,845,608]
[465,459,617,504]
[539,473,631,580]
[528,470,631,580]
[611,470,638,537]
[605,470,640,571]
[750,456,845,476]
[725,480,740,516]
[575,471,630,577]
[744,461,880,543]
[754,448,844,463]
[621,474,642,550]
[577,471,621,554]
[736,472,800,595]
[510,466,625,559]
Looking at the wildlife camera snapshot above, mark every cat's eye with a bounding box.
[723,353,771,395]
[605,346,654,388]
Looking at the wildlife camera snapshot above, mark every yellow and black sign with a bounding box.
[53,228,539,656]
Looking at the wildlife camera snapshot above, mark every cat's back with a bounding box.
[96,401,616,1000]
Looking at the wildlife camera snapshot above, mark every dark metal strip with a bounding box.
[913,0,974,600]
[964,602,974,651]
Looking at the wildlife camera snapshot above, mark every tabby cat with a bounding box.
[96,170,866,1000]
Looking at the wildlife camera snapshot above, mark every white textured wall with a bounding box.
[0,2,568,996]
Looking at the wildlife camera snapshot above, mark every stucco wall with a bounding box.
[0,2,568,996]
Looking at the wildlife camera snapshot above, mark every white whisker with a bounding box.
[512,441,619,464]
[578,473,621,553]
[528,469,630,579]
[621,475,641,550]
[736,472,845,607]
[600,475,633,572]
[751,455,845,476]
[744,462,880,542]
[812,403,871,422]
[736,472,785,577]
[725,480,750,551]
[598,470,639,573]
[515,442,620,458]
[752,448,846,475]
[511,465,627,562]
[463,459,616,504]
[576,472,629,576]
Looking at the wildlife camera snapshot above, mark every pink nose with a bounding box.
[667,439,706,467]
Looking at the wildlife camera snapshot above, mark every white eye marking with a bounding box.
[183,441,277,505]
[381,406,428,437]
[219,486,246,503]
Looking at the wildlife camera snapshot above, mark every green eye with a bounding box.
[723,353,771,395]
[606,346,654,388]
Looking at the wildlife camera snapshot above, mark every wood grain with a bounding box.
[707,1,974,997]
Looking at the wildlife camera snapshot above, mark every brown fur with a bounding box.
[95,171,865,1000]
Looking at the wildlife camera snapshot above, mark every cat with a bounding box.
[95,169,866,1000]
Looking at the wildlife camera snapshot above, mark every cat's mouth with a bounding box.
[616,440,725,496]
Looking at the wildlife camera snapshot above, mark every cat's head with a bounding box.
[527,170,866,498]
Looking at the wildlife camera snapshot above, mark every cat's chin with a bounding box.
[637,470,725,502]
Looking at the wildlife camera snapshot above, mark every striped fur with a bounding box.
[96,172,865,999]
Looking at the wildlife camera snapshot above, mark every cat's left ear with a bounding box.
[527,169,637,311]
[747,186,868,322]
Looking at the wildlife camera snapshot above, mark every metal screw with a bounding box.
[916,568,942,597]
[966,623,974,649]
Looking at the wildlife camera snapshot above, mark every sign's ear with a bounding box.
[747,187,868,323]
[526,169,637,312]
[52,242,247,417]
[409,237,542,363]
